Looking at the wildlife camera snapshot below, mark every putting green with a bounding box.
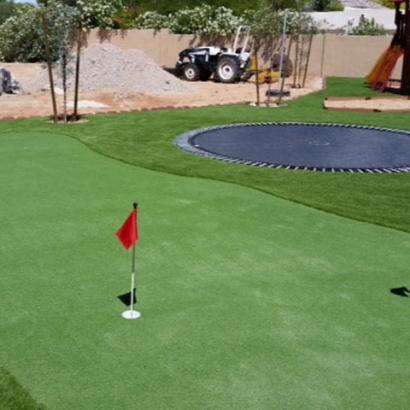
[1,132,410,409]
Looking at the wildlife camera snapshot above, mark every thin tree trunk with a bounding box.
[62,50,67,123]
[73,18,82,122]
[41,13,58,123]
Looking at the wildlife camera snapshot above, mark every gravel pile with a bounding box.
[26,44,194,96]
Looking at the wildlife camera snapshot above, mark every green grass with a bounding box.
[0,367,47,410]
[2,78,410,409]
[1,77,409,233]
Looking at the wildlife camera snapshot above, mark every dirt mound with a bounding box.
[24,44,194,96]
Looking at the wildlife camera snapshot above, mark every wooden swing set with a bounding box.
[366,0,410,94]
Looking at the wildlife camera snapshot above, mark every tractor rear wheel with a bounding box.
[182,63,200,81]
[215,56,240,83]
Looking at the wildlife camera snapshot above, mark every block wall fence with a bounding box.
[84,29,402,79]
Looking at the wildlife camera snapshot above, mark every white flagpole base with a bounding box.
[122,310,141,320]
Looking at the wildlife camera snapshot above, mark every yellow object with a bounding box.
[366,48,389,83]
[253,69,280,84]
[366,46,403,84]
[248,56,258,71]
[245,56,280,84]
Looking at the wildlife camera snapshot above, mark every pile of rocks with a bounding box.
[26,43,194,96]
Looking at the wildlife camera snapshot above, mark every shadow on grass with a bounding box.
[118,288,137,306]
[390,286,410,297]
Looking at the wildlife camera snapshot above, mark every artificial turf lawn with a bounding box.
[0,366,47,409]
[1,78,410,233]
[1,131,410,409]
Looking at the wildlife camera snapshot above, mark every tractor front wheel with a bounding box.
[182,63,200,81]
[215,56,240,83]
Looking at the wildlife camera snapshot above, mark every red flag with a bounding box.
[116,208,138,250]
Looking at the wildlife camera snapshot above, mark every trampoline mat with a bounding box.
[175,122,410,173]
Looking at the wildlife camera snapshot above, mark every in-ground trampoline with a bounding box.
[175,122,410,173]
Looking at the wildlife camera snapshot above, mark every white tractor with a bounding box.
[175,26,252,83]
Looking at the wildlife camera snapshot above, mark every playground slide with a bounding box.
[366,47,390,84]
[366,45,404,86]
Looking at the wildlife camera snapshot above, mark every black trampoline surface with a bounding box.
[174,122,410,173]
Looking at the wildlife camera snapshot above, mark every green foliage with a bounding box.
[0,4,44,62]
[242,6,282,38]
[373,0,396,8]
[136,0,262,15]
[134,6,244,34]
[48,3,80,60]
[168,5,244,35]
[0,366,47,410]
[0,0,15,26]
[37,0,125,28]
[75,0,124,28]
[112,4,143,29]
[312,0,344,11]
[243,7,318,37]
[349,16,387,35]
[0,0,80,62]
[0,2,317,62]
[270,0,309,10]
[0,0,124,62]
[132,10,170,30]
[133,5,319,36]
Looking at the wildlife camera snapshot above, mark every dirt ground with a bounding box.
[0,62,326,120]
[3,63,408,119]
[324,95,410,113]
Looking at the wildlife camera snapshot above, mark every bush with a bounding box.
[76,0,124,29]
[0,0,15,26]
[132,6,318,37]
[133,11,170,31]
[0,3,321,62]
[168,6,244,36]
[133,5,244,35]
[0,0,125,61]
[0,4,46,62]
[0,0,91,63]
[349,16,387,36]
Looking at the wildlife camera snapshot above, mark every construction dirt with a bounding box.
[0,66,324,120]
[2,44,409,120]
[0,44,328,120]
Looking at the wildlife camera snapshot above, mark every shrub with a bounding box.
[75,0,124,28]
[132,5,246,35]
[0,4,46,62]
[133,11,170,31]
[349,16,387,36]
[0,1,81,63]
[168,5,244,36]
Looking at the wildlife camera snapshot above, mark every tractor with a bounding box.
[175,26,252,83]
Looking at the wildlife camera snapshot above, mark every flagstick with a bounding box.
[122,203,141,320]
[122,243,140,319]
[130,243,136,312]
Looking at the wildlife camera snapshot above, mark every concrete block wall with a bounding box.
[84,29,402,79]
